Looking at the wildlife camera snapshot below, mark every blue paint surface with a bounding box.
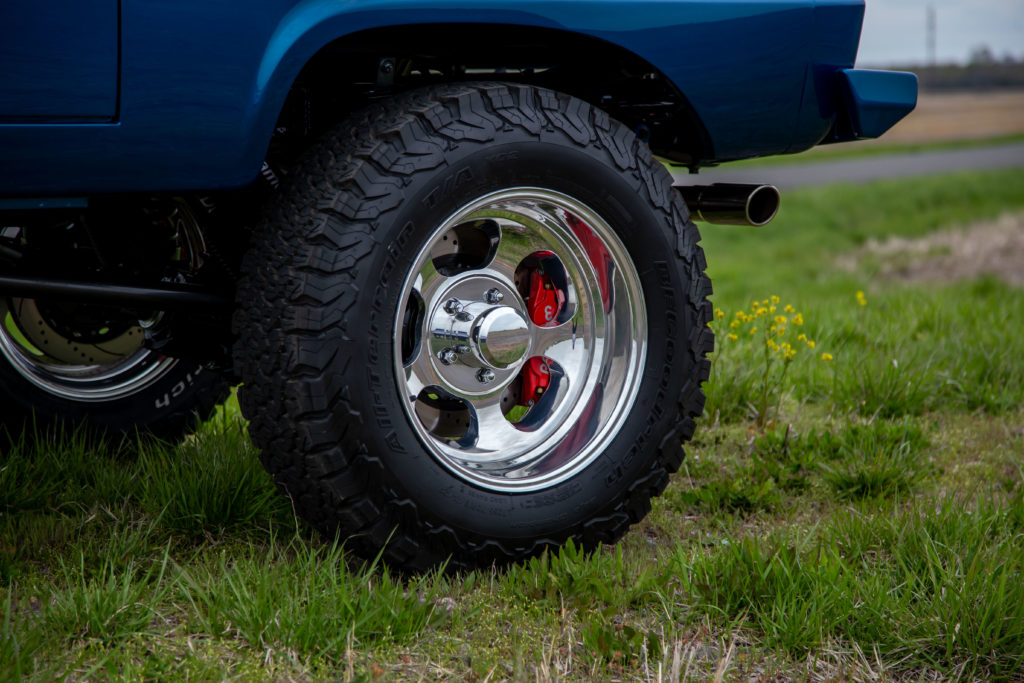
[0,0,914,196]
[0,0,119,120]
[839,69,919,139]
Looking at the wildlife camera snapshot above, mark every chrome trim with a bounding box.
[394,188,647,492]
[675,183,780,226]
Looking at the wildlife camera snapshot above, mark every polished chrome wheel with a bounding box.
[395,188,647,492]
[0,198,203,403]
[0,297,177,402]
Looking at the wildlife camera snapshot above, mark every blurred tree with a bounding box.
[969,44,996,66]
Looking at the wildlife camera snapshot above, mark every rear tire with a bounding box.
[234,82,713,570]
[0,340,226,444]
[0,198,232,444]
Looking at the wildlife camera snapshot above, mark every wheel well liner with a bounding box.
[257,23,710,167]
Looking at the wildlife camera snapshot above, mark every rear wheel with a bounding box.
[234,82,713,570]
[0,199,231,443]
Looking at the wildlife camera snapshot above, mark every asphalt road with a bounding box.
[671,142,1024,190]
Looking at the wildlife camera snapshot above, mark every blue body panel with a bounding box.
[0,0,119,121]
[838,69,919,139]
[0,0,911,197]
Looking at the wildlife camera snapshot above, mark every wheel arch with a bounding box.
[247,17,712,171]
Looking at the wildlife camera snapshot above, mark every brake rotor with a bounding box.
[5,297,145,365]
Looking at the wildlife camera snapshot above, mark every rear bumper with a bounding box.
[831,68,918,141]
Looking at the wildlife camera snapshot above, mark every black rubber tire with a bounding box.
[233,82,713,571]
[0,357,229,444]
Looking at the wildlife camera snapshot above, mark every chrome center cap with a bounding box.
[473,307,531,369]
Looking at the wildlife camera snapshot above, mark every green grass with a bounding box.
[675,495,1024,677]
[3,169,1024,680]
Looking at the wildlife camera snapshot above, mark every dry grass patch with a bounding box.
[843,209,1024,287]
[881,89,1024,144]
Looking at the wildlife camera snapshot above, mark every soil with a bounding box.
[883,89,1024,143]
[850,210,1024,287]
[858,90,1024,287]
[830,89,1024,149]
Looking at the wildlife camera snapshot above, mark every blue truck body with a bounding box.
[0,0,918,570]
[0,0,915,197]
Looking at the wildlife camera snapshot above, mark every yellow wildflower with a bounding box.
[797,333,807,342]
[728,333,738,341]
[774,315,787,325]
[791,313,803,326]
[756,307,768,317]
[715,308,725,319]
[821,352,833,361]
[856,290,867,307]
[777,326,786,336]
[770,295,780,304]
[730,320,740,329]
[807,340,816,349]
[769,305,777,314]
[784,304,795,314]
[766,339,779,351]
[750,327,757,335]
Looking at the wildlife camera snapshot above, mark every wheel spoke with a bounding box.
[532,318,579,360]
[468,395,527,455]
[472,212,563,282]
[402,344,443,401]
[415,257,448,310]
[480,221,531,282]
[532,317,590,385]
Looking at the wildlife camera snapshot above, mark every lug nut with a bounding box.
[484,288,504,304]
[437,348,458,365]
[476,368,496,384]
[443,298,464,315]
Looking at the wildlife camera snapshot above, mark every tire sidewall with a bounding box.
[0,356,221,439]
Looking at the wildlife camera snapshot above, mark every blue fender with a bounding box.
[0,0,878,195]
[239,0,832,173]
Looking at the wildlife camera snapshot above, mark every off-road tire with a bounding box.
[0,356,230,444]
[233,82,713,571]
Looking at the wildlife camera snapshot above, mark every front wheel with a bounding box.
[234,83,713,570]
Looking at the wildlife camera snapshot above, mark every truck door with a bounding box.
[0,0,118,121]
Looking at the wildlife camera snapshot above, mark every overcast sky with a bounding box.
[856,0,1024,66]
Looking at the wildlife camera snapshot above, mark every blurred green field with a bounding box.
[3,169,1024,681]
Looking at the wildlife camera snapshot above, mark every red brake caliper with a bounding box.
[519,253,565,406]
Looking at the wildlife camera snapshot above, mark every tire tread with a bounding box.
[234,82,714,571]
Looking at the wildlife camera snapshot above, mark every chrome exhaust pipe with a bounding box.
[675,183,781,226]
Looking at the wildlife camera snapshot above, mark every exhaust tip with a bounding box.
[675,183,781,226]
[745,185,781,226]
